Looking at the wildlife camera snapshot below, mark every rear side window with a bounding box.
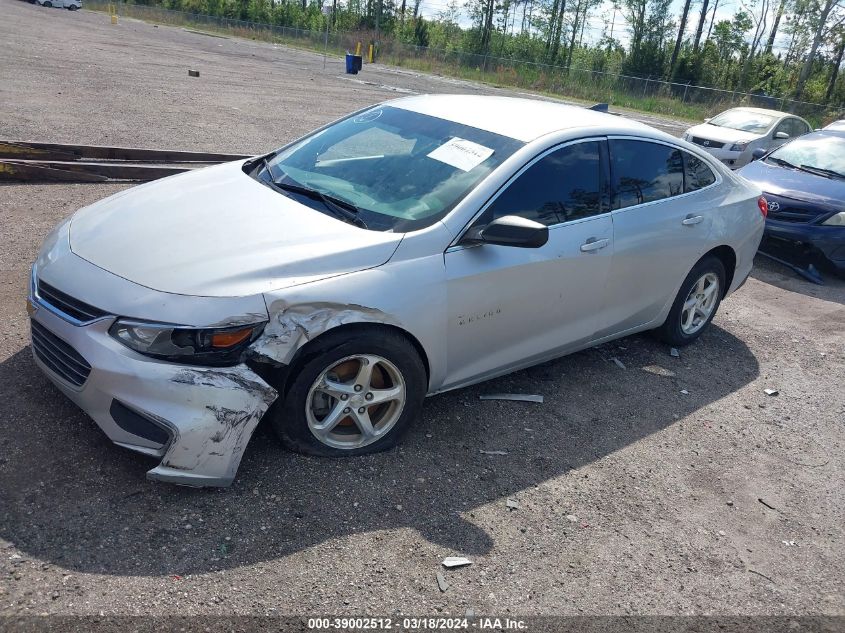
[609,140,683,209]
[683,152,716,191]
[484,141,604,227]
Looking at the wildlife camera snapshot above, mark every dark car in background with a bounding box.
[738,129,845,274]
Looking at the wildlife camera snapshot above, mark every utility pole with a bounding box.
[374,0,382,62]
[322,1,331,71]
[609,4,616,42]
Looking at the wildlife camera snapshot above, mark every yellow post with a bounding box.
[368,43,374,63]
[111,14,118,24]
[355,41,361,56]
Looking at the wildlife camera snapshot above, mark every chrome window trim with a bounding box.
[605,135,723,215]
[447,136,609,252]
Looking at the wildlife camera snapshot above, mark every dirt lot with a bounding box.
[1,0,843,621]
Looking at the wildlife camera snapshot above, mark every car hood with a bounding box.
[737,160,845,213]
[69,161,403,297]
[686,123,760,144]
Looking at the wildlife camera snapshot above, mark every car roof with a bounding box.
[389,94,658,143]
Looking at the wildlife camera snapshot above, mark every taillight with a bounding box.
[758,196,768,218]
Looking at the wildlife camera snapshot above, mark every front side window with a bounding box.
[258,106,524,232]
[480,141,604,227]
[793,119,810,136]
[610,140,684,209]
[774,119,794,138]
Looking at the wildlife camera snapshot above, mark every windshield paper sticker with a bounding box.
[427,138,494,172]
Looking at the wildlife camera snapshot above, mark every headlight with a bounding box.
[109,320,266,366]
[823,212,845,226]
[730,142,749,152]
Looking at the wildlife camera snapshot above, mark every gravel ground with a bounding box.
[1,0,844,621]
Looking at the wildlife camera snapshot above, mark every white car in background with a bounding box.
[35,0,82,9]
[683,107,811,169]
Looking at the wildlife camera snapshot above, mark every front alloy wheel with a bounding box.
[273,328,426,457]
[306,354,406,450]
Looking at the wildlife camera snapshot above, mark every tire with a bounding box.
[655,255,726,347]
[273,328,426,457]
[68,4,78,9]
[43,1,51,6]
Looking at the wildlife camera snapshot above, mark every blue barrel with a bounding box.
[345,53,358,75]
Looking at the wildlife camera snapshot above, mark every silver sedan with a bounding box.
[683,107,811,169]
[29,95,765,486]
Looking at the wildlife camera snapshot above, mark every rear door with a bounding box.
[594,138,719,340]
[443,138,613,389]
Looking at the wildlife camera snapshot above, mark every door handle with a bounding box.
[580,237,609,252]
[682,214,704,226]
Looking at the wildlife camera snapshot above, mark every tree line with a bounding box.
[131,0,844,105]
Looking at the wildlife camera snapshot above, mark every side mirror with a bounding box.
[774,131,790,139]
[463,215,549,249]
[751,148,767,161]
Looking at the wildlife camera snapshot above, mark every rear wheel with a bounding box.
[43,1,52,6]
[273,329,426,457]
[655,255,725,346]
[68,4,79,9]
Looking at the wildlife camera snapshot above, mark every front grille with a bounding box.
[691,136,726,149]
[37,280,108,323]
[30,319,92,387]
[767,206,825,223]
[765,194,827,224]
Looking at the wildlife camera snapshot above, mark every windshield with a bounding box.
[260,105,524,232]
[709,109,777,134]
[766,133,845,177]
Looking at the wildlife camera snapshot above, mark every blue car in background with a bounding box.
[738,129,845,274]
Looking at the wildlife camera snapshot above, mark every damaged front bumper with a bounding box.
[28,298,278,487]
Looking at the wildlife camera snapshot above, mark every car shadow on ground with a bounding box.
[751,253,845,306]
[0,324,758,577]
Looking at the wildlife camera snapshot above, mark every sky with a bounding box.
[414,0,794,54]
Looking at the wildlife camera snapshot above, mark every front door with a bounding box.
[442,139,613,390]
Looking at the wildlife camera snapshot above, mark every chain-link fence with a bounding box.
[88,1,843,124]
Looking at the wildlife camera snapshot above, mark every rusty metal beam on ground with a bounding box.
[0,140,254,183]
[0,141,250,163]
[0,160,194,183]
